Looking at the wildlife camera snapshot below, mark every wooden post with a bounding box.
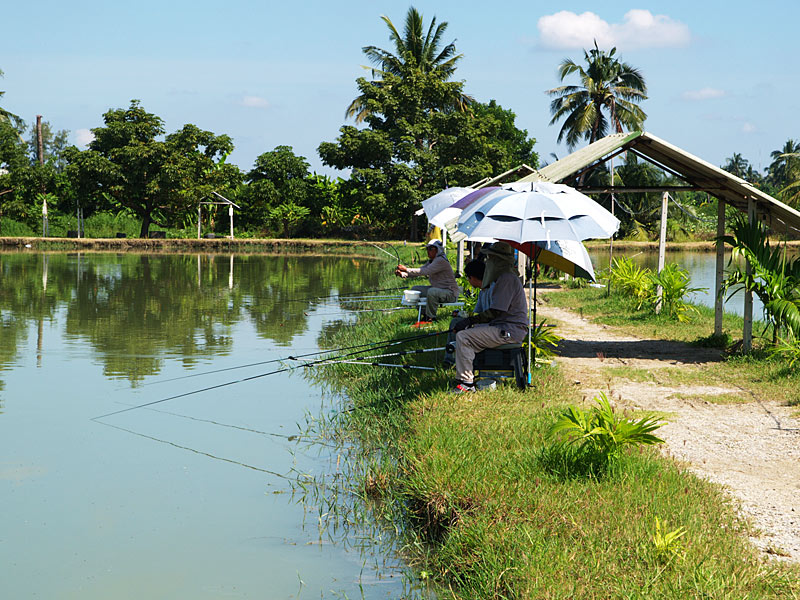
[714,198,725,336]
[655,191,668,314]
[229,204,234,239]
[197,204,202,239]
[743,197,755,352]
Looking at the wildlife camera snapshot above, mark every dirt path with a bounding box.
[538,295,800,563]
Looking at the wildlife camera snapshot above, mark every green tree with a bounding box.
[0,68,24,131]
[767,139,800,206]
[27,119,70,171]
[64,100,235,237]
[346,6,471,123]
[237,146,311,232]
[547,42,647,149]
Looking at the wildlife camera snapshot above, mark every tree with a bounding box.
[0,68,24,131]
[547,42,647,149]
[236,146,311,232]
[27,119,70,171]
[767,139,800,206]
[346,6,471,123]
[64,100,236,237]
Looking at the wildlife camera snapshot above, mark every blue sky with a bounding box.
[3,1,798,178]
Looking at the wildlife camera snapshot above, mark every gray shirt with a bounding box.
[487,272,528,339]
[406,255,459,295]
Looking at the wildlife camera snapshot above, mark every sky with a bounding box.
[3,1,798,178]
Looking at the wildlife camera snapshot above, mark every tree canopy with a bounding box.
[547,42,647,149]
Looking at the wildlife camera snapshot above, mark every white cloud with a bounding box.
[240,95,269,109]
[682,87,726,101]
[75,129,95,147]
[741,122,757,134]
[537,9,690,50]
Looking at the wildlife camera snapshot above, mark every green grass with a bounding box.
[308,265,800,599]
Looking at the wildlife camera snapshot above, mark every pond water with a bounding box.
[587,247,772,318]
[0,251,413,599]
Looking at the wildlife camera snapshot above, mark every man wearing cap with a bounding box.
[450,242,528,393]
[395,239,459,325]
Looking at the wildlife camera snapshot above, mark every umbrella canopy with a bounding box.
[456,181,620,244]
[509,239,595,281]
[421,187,472,228]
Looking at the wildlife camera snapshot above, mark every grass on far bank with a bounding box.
[308,273,800,599]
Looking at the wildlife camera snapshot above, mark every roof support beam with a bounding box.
[743,197,755,352]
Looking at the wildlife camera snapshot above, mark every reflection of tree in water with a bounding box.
[240,255,383,346]
[0,252,383,387]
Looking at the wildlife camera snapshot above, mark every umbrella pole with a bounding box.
[528,248,539,386]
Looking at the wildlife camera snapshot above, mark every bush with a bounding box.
[0,218,35,236]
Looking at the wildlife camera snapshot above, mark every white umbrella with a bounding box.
[455,182,620,382]
[421,187,472,229]
[457,181,620,244]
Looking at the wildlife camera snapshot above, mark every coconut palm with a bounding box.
[346,6,471,122]
[767,139,800,205]
[547,42,647,149]
[0,68,24,131]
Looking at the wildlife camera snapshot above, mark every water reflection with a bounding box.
[0,252,382,386]
[0,250,415,599]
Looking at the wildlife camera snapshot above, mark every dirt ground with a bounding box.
[538,292,800,563]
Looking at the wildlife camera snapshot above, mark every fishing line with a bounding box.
[94,419,291,479]
[94,330,447,419]
[368,242,401,265]
[143,329,442,386]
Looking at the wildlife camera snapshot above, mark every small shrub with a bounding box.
[547,393,664,463]
[650,517,687,565]
[0,218,35,236]
[649,263,706,321]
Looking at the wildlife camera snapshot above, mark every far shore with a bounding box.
[2,236,799,254]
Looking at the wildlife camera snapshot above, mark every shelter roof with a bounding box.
[517,131,800,234]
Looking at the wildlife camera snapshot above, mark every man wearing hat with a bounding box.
[450,241,528,393]
[395,239,459,325]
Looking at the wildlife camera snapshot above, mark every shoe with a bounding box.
[450,381,475,394]
[411,318,435,328]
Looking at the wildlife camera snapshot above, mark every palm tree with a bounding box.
[722,152,750,179]
[767,139,800,204]
[547,42,647,149]
[0,68,24,131]
[346,7,471,122]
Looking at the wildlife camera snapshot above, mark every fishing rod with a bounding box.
[309,306,411,316]
[302,346,445,363]
[280,286,407,304]
[311,360,436,371]
[368,242,401,265]
[143,329,444,387]
[94,330,448,419]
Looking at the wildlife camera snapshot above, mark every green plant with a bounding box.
[651,517,687,564]
[721,215,800,344]
[768,330,800,367]
[525,320,562,359]
[649,263,706,321]
[547,392,664,462]
[609,256,652,308]
[268,201,311,237]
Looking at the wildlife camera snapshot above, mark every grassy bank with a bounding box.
[311,267,800,598]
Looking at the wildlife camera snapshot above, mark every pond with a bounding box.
[587,247,776,318]
[0,251,416,599]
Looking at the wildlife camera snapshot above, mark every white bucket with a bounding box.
[402,290,421,305]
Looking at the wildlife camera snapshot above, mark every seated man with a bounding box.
[395,239,459,325]
[451,242,528,393]
[443,259,493,366]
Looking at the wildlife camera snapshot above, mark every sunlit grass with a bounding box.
[306,270,800,598]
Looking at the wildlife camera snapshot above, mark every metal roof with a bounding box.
[518,131,800,234]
